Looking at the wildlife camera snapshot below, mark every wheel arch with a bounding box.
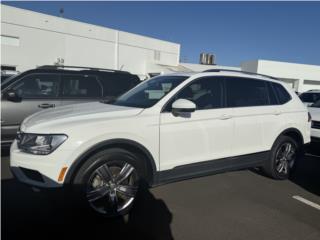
[275,128,304,147]
[64,139,157,186]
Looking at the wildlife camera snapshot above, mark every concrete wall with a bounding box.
[1,5,180,78]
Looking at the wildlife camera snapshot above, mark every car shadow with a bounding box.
[251,143,320,196]
[289,143,320,196]
[2,179,174,240]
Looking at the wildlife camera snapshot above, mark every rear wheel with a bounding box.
[73,148,146,217]
[263,136,300,180]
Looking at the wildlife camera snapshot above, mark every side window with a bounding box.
[12,74,60,98]
[62,75,102,98]
[225,77,269,107]
[165,77,223,111]
[100,73,140,98]
[272,82,291,104]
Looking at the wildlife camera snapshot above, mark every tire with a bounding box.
[262,135,301,180]
[73,148,147,217]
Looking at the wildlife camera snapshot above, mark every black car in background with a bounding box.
[1,65,141,147]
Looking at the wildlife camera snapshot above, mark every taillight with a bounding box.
[308,112,312,122]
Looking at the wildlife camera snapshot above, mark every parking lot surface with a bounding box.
[2,145,320,240]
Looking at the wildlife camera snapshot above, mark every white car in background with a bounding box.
[299,90,320,106]
[308,99,320,143]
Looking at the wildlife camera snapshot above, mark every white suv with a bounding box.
[308,99,320,142]
[10,70,311,216]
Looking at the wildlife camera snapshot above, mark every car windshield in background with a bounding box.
[299,92,320,103]
[311,99,320,108]
[111,75,188,108]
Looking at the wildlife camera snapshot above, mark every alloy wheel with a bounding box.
[86,161,139,215]
[275,142,296,174]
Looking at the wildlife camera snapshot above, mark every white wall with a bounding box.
[1,5,180,77]
[241,60,320,92]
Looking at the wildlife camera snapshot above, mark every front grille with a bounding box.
[312,121,320,129]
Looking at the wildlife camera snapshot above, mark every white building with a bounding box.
[241,60,320,92]
[1,5,180,79]
[1,4,320,91]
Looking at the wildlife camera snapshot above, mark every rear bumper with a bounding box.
[1,140,13,148]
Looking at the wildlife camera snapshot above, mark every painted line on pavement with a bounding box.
[292,195,320,211]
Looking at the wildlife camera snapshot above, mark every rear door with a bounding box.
[225,77,280,156]
[60,74,103,106]
[1,73,61,142]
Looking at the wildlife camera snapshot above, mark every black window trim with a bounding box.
[8,72,62,100]
[60,74,103,99]
[161,76,225,113]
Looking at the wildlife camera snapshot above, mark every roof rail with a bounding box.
[202,69,278,80]
[37,65,130,74]
[307,89,320,92]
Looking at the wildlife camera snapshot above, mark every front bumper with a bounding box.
[10,140,73,188]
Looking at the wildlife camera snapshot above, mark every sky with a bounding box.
[3,1,320,67]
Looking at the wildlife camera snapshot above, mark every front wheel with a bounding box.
[263,136,301,180]
[73,148,146,217]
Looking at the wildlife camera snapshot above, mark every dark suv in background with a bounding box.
[1,65,141,147]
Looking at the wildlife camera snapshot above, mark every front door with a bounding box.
[159,77,234,171]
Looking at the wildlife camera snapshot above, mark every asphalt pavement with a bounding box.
[2,145,320,240]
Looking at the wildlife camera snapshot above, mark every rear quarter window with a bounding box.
[271,82,292,104]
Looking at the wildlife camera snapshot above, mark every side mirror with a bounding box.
[5,90,22,102]
[172,99,196,116]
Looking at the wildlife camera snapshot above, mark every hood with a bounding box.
[21,102,143,131]
[308,106,320,121]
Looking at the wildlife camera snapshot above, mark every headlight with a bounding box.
[17,132,68,155]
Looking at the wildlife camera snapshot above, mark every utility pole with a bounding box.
[59,8,64,18]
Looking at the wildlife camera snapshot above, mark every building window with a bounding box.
[1,35,20,46]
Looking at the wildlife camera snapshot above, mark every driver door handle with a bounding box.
[219,114,232,120]
[38,103,55,109]
[273,110,281,115]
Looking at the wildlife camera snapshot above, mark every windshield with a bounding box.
[1,73,21,90]
[299,92,320,103]
[111,75,188,108]
[311,99,320,108]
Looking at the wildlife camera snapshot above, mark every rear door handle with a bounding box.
[38,103,55,109]
[219,114,232,120]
